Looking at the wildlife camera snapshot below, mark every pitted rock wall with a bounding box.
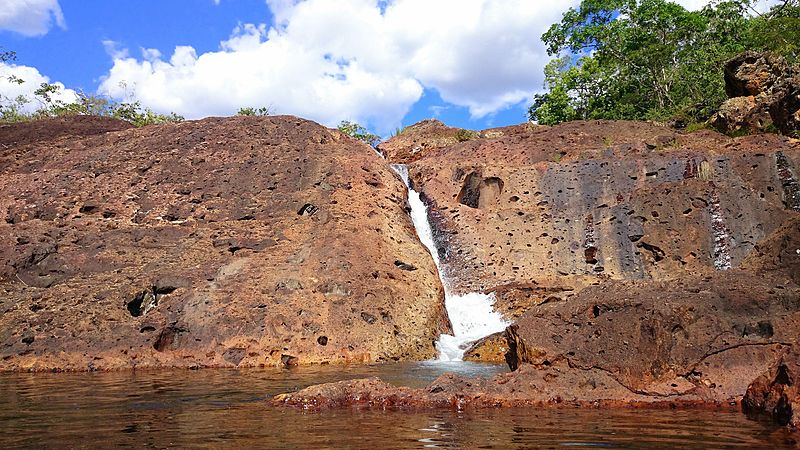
[0,115,449,371]
[395,121,800,309]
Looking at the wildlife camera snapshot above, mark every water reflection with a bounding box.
[0,363,796,448]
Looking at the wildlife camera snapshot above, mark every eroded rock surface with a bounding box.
[743,348,800,431]
[277,261,799,410]
[0,116,133,148]
[0,115,448,371]
[712,51,800,135]
[506,269,799,402]
[278,120,800,412]
[394,120,799,303]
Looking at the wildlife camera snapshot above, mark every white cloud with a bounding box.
[98,0,576,132]
[0,62,78,113]
[0,0,65,37]
[99,0,782,132]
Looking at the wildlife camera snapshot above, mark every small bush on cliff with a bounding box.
[237,106,271,116]
[454,128,478,142]
[337,120,380,146]
[530,0,800,125]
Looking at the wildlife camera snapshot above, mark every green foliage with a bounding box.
[0,47,16,63]
[337,120,380,146]
[746,3,800,63]
[0,79,184,127]
[685,121,711,133]
[237,106,271,116]
[454,128,478,142]
[530,0,800,125]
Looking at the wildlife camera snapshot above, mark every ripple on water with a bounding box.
[0,364,797,449]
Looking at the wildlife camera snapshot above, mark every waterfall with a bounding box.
[392,164,509,361]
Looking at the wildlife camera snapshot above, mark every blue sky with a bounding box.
[0,0,758,135]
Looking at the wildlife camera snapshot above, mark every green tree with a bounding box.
[530,0,797,125]
[337,120,380,146]
[745,0,800,62]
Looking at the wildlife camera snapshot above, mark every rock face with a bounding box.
[462,331,507,363]
[712,51,800,135]
[0,115,449,371]
[272,118,797,412]
[276,223,800,410]
[376,119,542,164]
[505,268,799,403]
[398,120,799,301]
[0,116,133,148]
[376,119,476,164]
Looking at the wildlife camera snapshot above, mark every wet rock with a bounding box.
[281,354,299,367]
[273,363,736,410]
[743,348,800,431]
[463,332,508,363]
[0,115,448,371]
[223,347,247,366]
[277,268,800,411]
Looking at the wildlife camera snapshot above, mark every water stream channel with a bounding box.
[392,164,508,361]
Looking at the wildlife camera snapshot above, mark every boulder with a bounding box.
[0,115,449,371]
[713,51,800,135]
[743,349,800,431]
[462,332,508,363]
[723,51,789,98]
[711,96,773,134]
[506,270,799,402]
[771,77,800,135]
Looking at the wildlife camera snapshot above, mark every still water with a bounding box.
[1,362,796,449]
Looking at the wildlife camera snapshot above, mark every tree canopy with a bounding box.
[337,120,380,146]
[530,0,800,126]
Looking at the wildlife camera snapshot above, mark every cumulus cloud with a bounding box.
[99,0,783,131]
[0,62,78,113]
[98,0,577,132]
[0,0,65,37]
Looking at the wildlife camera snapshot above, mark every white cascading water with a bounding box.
[391,164,509,361]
